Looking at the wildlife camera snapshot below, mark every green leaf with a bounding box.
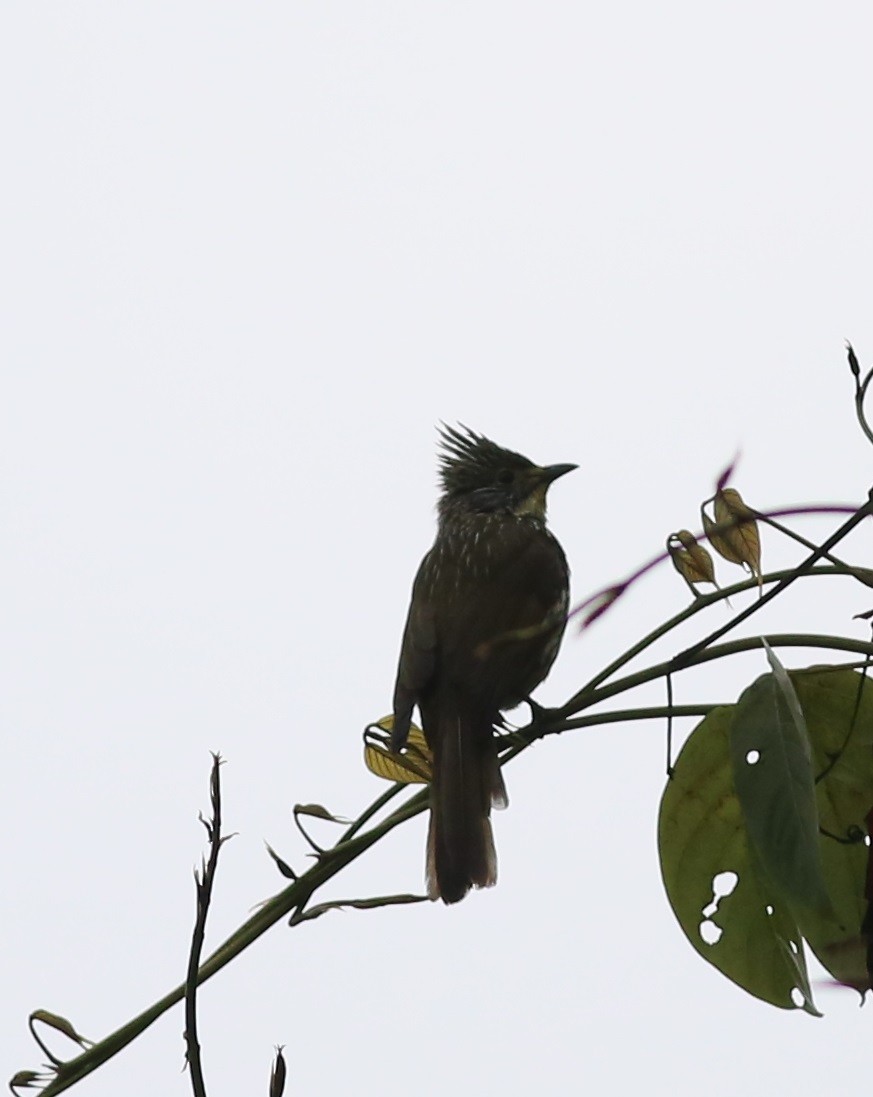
[289,893,429,925]
[730,655,830,915]
[660,667,873,1009]
[787,669,873,989]
[9,1070,48,1091]
[659,705,820,1014]
[293,803,350,824]
[763,641,810,755]
[29,1009,92,1049]
[264,843,297,880]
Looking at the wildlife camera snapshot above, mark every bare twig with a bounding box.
[847,341,873,448]
[184,753,229,1097]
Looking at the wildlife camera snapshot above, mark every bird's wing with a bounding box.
[391,556,438,750]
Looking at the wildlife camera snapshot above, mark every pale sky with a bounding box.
[4,4,873,1095]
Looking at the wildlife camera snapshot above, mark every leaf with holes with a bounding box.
[659,705,820,1014]
[660,667,873,1009]
[730,659,830,915]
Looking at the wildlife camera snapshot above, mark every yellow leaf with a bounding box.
[363,716,433,784]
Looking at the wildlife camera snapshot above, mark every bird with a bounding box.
[391,425,575,904]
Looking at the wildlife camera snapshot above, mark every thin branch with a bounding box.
[758,514,857,571]
[848,341,873,448]
[525,703,719,736]
[184,753,227,1097]
[567,564,866,707]
[34,786,429,1097]
[552,633,873,728]
[665,671,675,776]
[338,783,405,843]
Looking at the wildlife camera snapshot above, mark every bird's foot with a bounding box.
[525,696,553,724]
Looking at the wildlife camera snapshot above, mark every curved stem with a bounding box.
[855,362,873,448]
[577,564,862,699]
[557,632,873,723]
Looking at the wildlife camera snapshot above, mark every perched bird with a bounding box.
[392,426,575,904]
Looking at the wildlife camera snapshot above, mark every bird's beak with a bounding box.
[539,462,578,485]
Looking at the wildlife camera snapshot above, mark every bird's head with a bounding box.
[437,424,576,521]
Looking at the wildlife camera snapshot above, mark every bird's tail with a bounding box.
[426,711,508,904]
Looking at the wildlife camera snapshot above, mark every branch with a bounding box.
[575,563,867,700]
[33,787,428,1096]
[184,753,227,1097]
[531,632,873,740]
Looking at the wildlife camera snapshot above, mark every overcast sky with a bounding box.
[4,4,873,1095]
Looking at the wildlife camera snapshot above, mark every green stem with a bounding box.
[557,632,873,724]
[339,782,405,843]
[577,564,866,700]
[497,705,719,762]
[553,703,718,732]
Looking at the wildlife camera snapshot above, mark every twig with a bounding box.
[848,341,873,448]
[184,753,228,1097]
[566,563,864,708]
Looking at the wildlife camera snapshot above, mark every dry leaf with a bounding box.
[668,529,717,589]
[702,488,762,589]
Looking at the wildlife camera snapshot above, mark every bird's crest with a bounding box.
[437,424,533,496]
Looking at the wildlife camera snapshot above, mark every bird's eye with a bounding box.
[496,469,514,485]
